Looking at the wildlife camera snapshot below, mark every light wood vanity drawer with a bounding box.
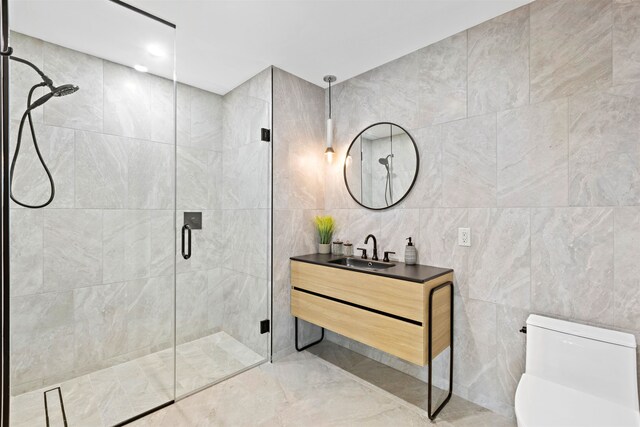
[291,261,424,322]
[291,288,424,365]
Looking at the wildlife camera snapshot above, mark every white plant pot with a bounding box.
[318,243,331,254]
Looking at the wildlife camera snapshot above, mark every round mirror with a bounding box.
[344,122,419,210]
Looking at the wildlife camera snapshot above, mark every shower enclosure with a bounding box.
[0,1,272,425]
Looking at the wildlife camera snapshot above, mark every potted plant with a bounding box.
[314,215,335,254]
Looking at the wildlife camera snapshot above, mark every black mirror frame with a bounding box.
[343,122,420,210]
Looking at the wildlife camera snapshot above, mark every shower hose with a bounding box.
[10,81,56,208]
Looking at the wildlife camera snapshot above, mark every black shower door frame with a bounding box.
[0,1,177,425]
[1,0,11,423]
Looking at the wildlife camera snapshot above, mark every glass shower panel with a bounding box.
[7,1,176,425]
[175,67,272,397]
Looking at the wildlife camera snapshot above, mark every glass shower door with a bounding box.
[7,1,176,425]
[175,67,272,397]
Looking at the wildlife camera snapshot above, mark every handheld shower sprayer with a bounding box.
[378,154,393,167]
[9,55,79,208]
[378,154,394,206]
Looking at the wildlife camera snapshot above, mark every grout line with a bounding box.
[41,208,45,295]
[567,94,570,206]
[528,3,532,107]
[495,112,498,208]
[466,29,470,119]
[529,207,532,309]
[100,58,105,135]
[611,0,614,86]
[612,207,616,328]
[100,209,104,285]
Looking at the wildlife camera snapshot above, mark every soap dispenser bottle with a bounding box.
[405,237,417,265]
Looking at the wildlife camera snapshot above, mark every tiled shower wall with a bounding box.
[219,67,272,355]
[175,79,225,348]
[177,66,272,358]
[8,31,226,394]
[321,0,640,416]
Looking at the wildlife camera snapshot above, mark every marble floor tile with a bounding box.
[131,342,514,427]
[9,389,46,427]
[10,336,511,427]
[59,375,103,426]
[9,331,265,427]
[213,332,265,367]
[88,367,137,426]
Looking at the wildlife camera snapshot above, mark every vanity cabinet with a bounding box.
[290,258,453,366]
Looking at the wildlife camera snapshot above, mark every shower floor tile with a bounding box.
[9,331,265,427]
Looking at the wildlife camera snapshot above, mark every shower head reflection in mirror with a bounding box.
[344,122,419,210]
[9,55,79,208]
[378,154,394,206]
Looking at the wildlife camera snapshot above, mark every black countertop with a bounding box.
[290,253,453,284]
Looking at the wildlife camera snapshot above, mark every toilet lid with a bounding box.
[515,374,640,427]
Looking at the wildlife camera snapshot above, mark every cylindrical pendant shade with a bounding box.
[323,75,337,164]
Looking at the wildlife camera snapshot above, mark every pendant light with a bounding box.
[324,75,337,164]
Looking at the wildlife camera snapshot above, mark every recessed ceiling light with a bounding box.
[134,64,148,73]
[147,45,165,57]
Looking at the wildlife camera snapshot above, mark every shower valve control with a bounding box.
[184,212,202,230]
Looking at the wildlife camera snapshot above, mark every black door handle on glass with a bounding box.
[182,224,192,259]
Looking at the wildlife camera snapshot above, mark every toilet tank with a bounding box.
[525,314,639,411]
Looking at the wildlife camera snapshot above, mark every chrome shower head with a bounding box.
[52,84,79,97]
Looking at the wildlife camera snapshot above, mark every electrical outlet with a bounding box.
[458,228,471,247]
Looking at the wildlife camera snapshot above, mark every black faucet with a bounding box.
[364,234,378,261]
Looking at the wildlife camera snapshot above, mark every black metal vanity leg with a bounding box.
[294,317,325,352]
[427,281,454,421]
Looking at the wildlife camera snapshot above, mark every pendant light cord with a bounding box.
[328,80,332,119]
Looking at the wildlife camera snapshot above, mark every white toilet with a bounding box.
[515,315,640,427]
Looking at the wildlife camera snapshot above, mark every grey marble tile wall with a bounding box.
[219,67,272,357]
[319,0,640,417]
[8,31,224,394]
[173,81,224,355]
[271,68,325,360]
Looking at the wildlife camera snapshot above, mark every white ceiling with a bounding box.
[11,0,531,95]
[11,1,176,80]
